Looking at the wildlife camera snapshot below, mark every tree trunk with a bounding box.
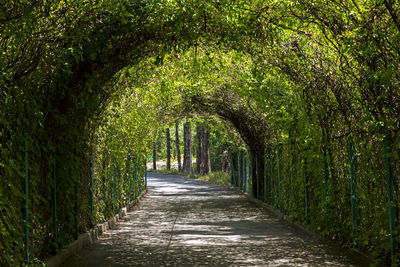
[249,147,265,200]
[175,122,181,171]
[195,123,203,174]
[222,150,229,172]
[166,128,171,170]
[183,122,192,174]
[152,142,157,170]
[201,128,211,175]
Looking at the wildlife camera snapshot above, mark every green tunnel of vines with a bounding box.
[1,0,400,265]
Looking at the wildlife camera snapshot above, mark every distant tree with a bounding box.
[166,128,171,170]
[195,122,203,174]
[183,121,192,174]
[175,121,182,171]
[201,127,211,174]
[152,142,157,170]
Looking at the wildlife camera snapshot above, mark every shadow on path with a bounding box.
[64,173,359,266]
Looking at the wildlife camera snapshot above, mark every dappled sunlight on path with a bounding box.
[64,173,358,266]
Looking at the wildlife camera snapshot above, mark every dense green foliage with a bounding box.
[1,0,400,265]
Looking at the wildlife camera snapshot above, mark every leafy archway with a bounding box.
[2,0,400,265]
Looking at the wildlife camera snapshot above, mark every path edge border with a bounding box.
[45,189,148,267]
[242,191,371,266]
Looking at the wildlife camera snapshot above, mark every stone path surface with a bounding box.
[64,173,359,267]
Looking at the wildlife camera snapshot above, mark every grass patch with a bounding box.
[148,168,181,175]
[188,171,231,186]
[148,168,231,186]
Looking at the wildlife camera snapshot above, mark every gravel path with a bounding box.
[64,173,359,266]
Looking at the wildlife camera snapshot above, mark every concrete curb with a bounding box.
[45,190,148,267]
[242,191,371,266]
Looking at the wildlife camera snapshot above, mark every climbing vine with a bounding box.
[1,0,400,265]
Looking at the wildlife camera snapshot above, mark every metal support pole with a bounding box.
[237,152,241,190]
[128,154,131,203]
[270,146,274,207]
[111,159,115,216]
[74,175,78,240]
[383,131,396,263]
[145,159,148,189]
[249,151,253,196]
[102,159,106,218]
[52,151,57,248]
[349,138,356,241]
[137,155,142,192]
[89,152,93,227]
[290,150,294,211]
[256,155,259,199]
[133,157,136,199]
[230,155,234,185]
[230,155,236,186]
[118,168,122,212]
[277,148,283,212]
[304,157,310,224]
[23,140,29,264]
[323,145,329,229]
[242,151,246,191]
[246,150,249,193]
[264,149,267,203]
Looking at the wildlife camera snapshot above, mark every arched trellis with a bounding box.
[2,1,400,265]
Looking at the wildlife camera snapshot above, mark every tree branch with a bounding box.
[383,0,400,32]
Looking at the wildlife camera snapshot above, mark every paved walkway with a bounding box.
[64,173,359,266]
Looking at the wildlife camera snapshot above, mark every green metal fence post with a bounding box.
[277,148,283,212]
[246,150,249,193]
[23,140,29,264]
[133,157,136,199]
[128,154,131,203]
[349,137,356,242]
[137,157,140,193]
[102,159,106,218]
[111,159,115,216]
[270,146,274,207]
[383,130,396,263]
[256,155,259,199]
[264,148,267,203]
[118,167,122,212]
[52,151,57,248]
[242,151,246,191]
[137,155,142,192]
[230,154,236,186]
[230,154,234,185]
[237,152,241,190]
[290,149,294,211]
[323,145,329,229]
[145,159,148,189]
[75,174,78,240]
[304,157,310,224]
[89,151,93,227]
[249,151,253,196]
